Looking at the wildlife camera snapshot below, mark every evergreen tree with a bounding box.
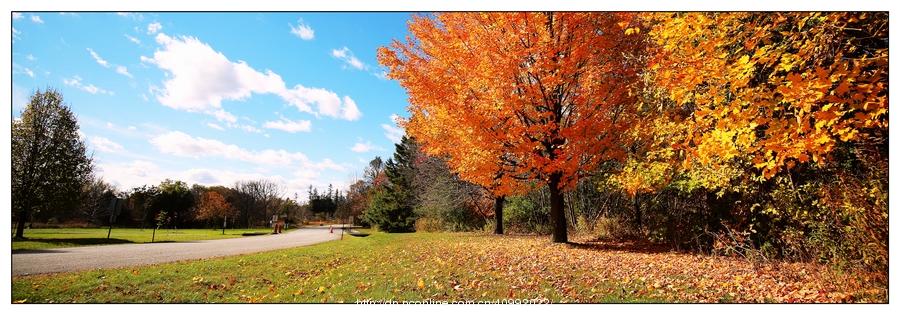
[364,136,418,232]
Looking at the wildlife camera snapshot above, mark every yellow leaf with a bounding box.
[417,278,425,289]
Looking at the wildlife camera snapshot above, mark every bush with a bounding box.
[503,196,551,234]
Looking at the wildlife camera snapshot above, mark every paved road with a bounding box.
[12,226,347,276]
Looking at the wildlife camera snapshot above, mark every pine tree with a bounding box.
[364,136,418,232]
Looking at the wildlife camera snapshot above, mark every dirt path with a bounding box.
[12,226,346,276]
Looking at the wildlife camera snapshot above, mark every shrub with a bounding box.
[503,196,551,234]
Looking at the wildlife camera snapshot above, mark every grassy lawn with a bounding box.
[12,228,275,251]
[12,232,886,303]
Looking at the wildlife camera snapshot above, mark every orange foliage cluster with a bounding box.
[195,191,235,222]
[647,12,887,179]
[379,12,647,195]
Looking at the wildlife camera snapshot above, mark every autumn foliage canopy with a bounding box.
[379,12,887,245]
[379,12,649,242]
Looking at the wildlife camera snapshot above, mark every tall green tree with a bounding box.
[364,136,418,232]
[153,179,195,228]
[12,89,93,238]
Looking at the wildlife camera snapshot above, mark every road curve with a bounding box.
[12,226,345,276]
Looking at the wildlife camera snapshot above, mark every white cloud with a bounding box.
[12,27,20,41]
[63,76,113,95]
[151,131,307,166]
[115,13,146,22]
[125,34,141,44]
[211,109,238,123]
[263,117,312,133]
[30,15,43,24]
[206,122,225,131]
[14,64,34,78]
[12,13,22,20]
[88,48,132,78]
[373,70,389,80]
[381,114,405,143]
[143,33,363,122]
[91,136,124,153]
[289,20,314,40]
[116,65,133,78]
[148,131,348,188]
[87,48,110,68]
[340,96,362,120]
[95,160,163,190]
[350,141,380,153]
[331,47,366,70]
[147,22,162,34]
[26,54,36,61]
[238,124,263,134]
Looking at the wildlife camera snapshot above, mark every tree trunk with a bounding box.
[493,196,505,235]
[633,193,642,232]
[15,207,28,239]
[548,173,568,243]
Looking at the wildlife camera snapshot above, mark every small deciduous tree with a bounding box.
[195,191,236,234]
[12,89,93,238]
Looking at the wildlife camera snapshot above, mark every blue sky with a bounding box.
[12,12,412,194]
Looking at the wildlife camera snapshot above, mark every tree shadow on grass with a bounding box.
[566,240,676,255]
[12,238,135,253]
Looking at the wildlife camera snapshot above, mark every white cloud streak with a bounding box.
[87,48,110,67]
[381,114,405,143]
[147,22,162,34]
[90,136,124,153]
[263,117,312,133]
[63,76,113,95]
[331,46,366,70]
[351,141,381,153]
[125,34,141,44]
[289,20,314,40]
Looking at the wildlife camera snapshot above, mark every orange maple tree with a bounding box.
[379,12,647,242]
[195,191,235,233]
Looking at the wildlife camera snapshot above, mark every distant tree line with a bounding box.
[10,89,350,233]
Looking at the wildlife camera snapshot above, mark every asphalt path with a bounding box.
[12,226,347,276]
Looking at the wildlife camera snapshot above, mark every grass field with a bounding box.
[12,228,275,251]
[11,231,886,303]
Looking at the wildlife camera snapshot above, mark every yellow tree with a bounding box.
[379,12,647,242]
[647,12,887,181]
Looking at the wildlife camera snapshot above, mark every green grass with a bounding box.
[13,232,647,303]
[11,231,886,303]
[12,228,276,251]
